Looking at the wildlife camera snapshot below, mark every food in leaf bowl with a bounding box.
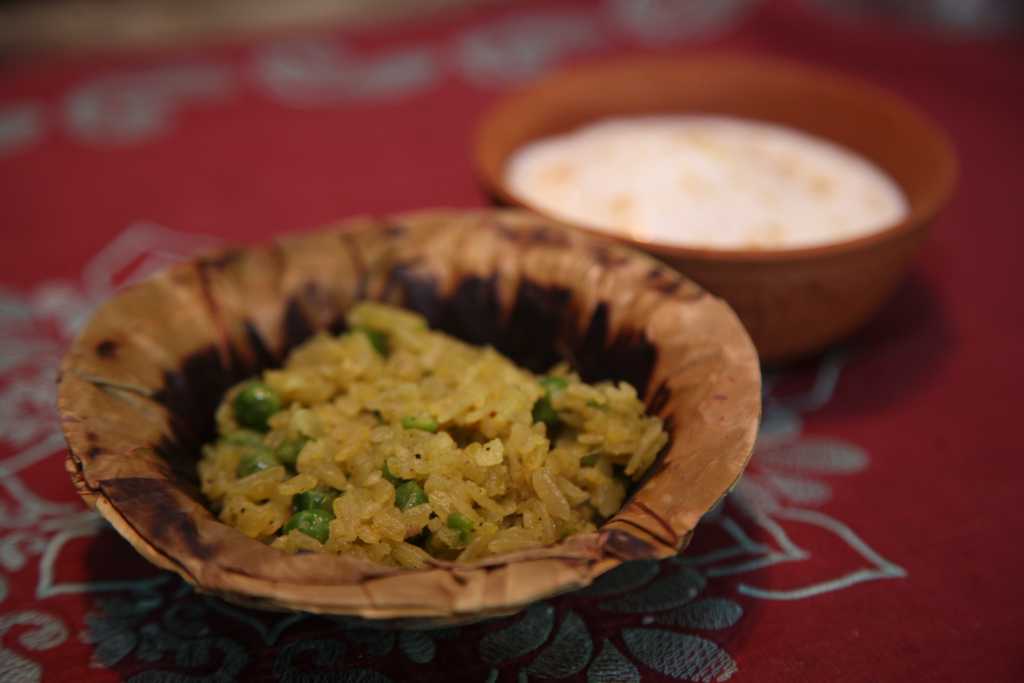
[202,301,668,567]
[58,209,760,625]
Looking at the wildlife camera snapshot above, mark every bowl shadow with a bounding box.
[762,270,953,417]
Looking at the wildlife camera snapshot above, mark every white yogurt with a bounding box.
[504,115,908,249]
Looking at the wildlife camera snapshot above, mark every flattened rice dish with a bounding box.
[199,302,667,567]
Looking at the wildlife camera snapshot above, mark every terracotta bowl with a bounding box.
[59,209,760,626]
[474,55,957,363]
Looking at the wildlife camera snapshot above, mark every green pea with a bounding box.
[232,382,282,431]
[401,416,438,433]
[236,446,279,478]
[586,399,608,412]
[222,430,264,447]
[446,512,473,532]
[282,509,332,544]
[293,487,339,513]
[395,481,428,510]
[447,512,474,545]
[275,437,309,467]
[532,376,566,432]
[531,396,559,430]
[382,461,402,486]
[539,376,568,395]
[580,454,600,467]
[352,326,389,356]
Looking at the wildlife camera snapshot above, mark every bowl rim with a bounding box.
[474,53,959,264]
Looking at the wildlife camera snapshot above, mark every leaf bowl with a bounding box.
[58,209,760,626]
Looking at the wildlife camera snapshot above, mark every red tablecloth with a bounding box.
[2,1,1022,681]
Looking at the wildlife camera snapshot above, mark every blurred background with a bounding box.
[0,0,502,55]
[2,0,1020,290]
[0,0,1020,57]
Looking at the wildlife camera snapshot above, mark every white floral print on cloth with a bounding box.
[0,223,906,682]
[685,355,908,602]
[0,1,758,157]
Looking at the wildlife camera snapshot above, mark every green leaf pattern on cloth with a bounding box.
[523,611,592,678]
[576,560,660,598]
[480,604,556,664]
[623,628,737,682]
[473,560,742,681]
[398,631,436,664]
[599,569,706,613]
[655,599,744,630]
[587,639,640,683]
[273,639,346,678]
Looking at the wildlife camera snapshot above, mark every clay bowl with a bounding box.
[58,209,760,626]
[474,55,957,363]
